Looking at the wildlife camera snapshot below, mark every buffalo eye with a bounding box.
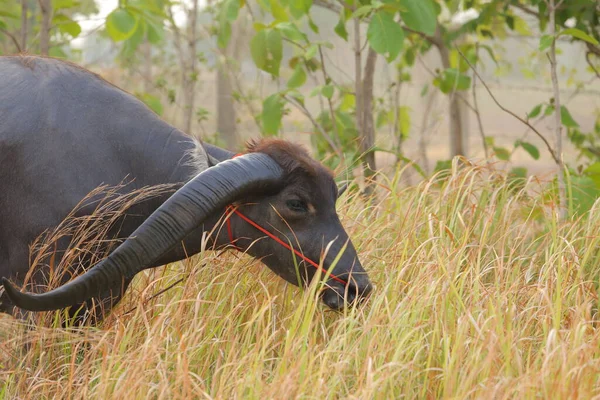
[286,199,309,213]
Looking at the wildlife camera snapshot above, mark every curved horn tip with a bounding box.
[2,277,40,311]
[2,277,21,304]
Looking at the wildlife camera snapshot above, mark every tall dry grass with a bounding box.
[2,161,600,399]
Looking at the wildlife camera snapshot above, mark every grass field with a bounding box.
[2,160,600,399]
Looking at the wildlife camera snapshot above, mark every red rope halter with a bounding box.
[224,154,347,286]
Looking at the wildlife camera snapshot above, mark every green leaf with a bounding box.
[322,85,334,99]
[138,93,163,116]
[286,89,304,107]
[559,28,599,46]
[309,86,321,97]
[120,21,145,57]
[569,175,600,217]
[399,0,437,36]
[513,15,532,36]
[218,0,242,48]
[146,19,163,44]
[515,140,540,160]
[289,0,312,18]
[266,29,283,75]
[334,11,348,41]
[433,68,471,93]
[222,0,242,21]
[398,106,411,138]
[287,65,306,88]
[340,93,355,111]
[308,16,319,33]
[507,167,528,192]
[493,147,510,161]
[250,29,283,76]
[479,44,498,65]
[53,0,81,9]
[584,162,600,189]
[275,22,307,43]
[218,21,232,48]
[250,30,268,72]
[0,10,18,19]
[270,0,289,21]
[53,14,81,38]
[352,5,373,19]
[527,104,542,119]
[539,34,554,52]
[262,94,284,136]
[253,22,268,31]
[434,159,452,174]
[367,11,404,62]
[560,106,579,128]
[106,8,138,42]
[305,45,317,60]
[49,46,67,59]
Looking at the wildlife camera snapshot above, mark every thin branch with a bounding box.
[401,24,442,48]
[510,2,540,17]
[313,0,344,13]
[166,6,187,72]
[456,47,559,164]
[20,0,27,51]
[0,28,22,53]
[586,51,600,80]
[361,47,378,192]
[471,43,489,159]
[283,94,342,158]
[587,42,600,58]
[318,45,342,151]
[354,13,363,154]
[38,0,51,55]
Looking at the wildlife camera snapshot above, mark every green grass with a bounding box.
[2,162,600,399]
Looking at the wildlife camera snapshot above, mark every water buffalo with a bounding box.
[0,55,372,323]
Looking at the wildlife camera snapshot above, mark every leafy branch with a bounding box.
[456,47,559,164]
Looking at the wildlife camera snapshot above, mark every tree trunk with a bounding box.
[361,47,377,193]
[20,0,28,52]
[354,16,363,145]
[142,38,152,94]
[435,28,466,158]
[216,66,237,148]
[548,0,567,218]
[39,0,51,56]
[418,90,438,175]
[182,0,199,134]
[216,16,244,149]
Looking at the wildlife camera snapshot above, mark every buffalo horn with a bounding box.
[2,153,284,311]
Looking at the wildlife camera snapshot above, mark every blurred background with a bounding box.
[1,0,599,184]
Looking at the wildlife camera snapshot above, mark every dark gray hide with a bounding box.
[0,56,371,322]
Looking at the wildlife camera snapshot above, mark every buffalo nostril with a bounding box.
[320,278,373,310]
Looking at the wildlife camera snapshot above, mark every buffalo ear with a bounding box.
[337,182,348,199]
